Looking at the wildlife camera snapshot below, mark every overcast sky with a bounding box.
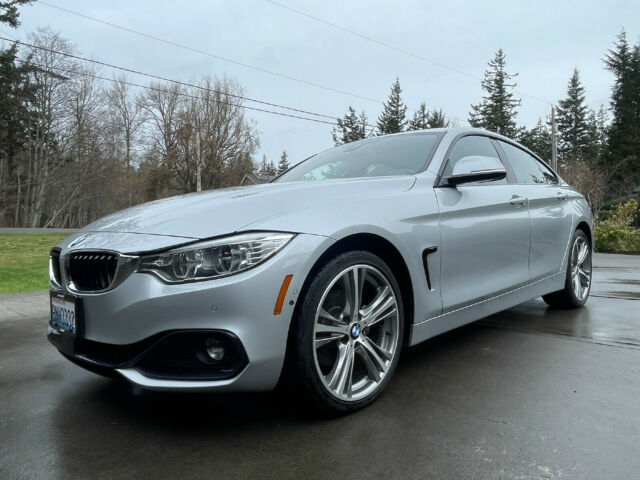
[7,0,640,166]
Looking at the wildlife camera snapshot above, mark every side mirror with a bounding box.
[444,155,507,186]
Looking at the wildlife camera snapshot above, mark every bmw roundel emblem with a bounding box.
[351,323,361,338]
[68,233,91,248]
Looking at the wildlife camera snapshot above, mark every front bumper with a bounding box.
[49,233,333,391]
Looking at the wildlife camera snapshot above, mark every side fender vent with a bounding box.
[422,247,438,291]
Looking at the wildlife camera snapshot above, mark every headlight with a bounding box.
[138,232,295,283]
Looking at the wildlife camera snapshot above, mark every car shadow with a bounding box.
[50,321,486,430]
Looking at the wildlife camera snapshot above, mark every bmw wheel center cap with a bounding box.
[351,323,361,339]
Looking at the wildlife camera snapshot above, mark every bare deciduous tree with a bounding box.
[558,161,607,213]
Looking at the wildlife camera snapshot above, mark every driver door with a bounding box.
[435,135,531,312]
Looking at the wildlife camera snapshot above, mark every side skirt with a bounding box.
[408,271,565,346]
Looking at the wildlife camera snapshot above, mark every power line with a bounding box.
[5,34,336,121]
[35,0,385,106]
[34,0,467,125]
[2,36,343,126]
[17,58,343,126]
[264,0,555,107]
[23,60,339,127]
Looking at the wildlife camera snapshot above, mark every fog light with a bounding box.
[205,338,225,361]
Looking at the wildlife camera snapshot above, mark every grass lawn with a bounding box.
[0,233,69,294]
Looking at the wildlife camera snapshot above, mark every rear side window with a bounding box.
[442,135,506,184]
[498,141,556,185]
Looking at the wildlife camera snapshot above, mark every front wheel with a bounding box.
[543,229,592,308]
[292,251,404,413]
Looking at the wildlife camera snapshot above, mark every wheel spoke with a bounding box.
[357,347,380,382]
[336,343,355,396]
[364,302,397,329]
[318,308,342,324]
[361,286,390,317]
[578,269,590,292]
[327,343,354,395]
[577,242,589,266]
[358,337,389,382]
[315,322,349,336]
[570,266,578,279]
[361,290,396,328]
[366,336,393,361]
[342,267,365,319]
[572,241,580,267]
[572,272,582,299]
[315,334,344,349]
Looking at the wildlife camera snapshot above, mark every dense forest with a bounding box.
[1,1,639,229]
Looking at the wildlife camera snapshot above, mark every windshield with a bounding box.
[275,132,442,183]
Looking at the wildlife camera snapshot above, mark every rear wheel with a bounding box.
[543,229,592,308]
[292,251,404,413]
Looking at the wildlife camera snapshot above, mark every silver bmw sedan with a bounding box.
[48,127,593,413]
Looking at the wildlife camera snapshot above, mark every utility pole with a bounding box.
[195,129,201,192]
[551,105,558,171]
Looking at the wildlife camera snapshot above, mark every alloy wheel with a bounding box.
[312,264,400,402]
[570,235,591,301]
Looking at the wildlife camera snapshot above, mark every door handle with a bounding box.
[556,192,568,201]
[510,195,528,206]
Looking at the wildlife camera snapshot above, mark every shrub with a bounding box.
[594,199,640,253]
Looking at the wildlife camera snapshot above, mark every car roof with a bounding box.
[387,126,505,139]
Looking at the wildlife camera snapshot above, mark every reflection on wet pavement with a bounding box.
[590,254,640,300]
[480,253,640,348]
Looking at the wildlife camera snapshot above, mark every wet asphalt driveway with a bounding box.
[1,254,638,479]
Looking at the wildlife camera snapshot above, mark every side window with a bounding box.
[442,135,506,184]
[498,141,557,185]
[535,158,557,183]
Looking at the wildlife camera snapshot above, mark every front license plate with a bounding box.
[50,294,77,336]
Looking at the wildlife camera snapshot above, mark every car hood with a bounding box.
[81,177,416,239]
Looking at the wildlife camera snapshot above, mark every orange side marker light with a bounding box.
[274,274,294,315]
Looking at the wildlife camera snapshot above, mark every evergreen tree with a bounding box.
[0,0,32,28]
[592,105,610,161]
[428,109,450,128]
[377,78,407,135]
[408,103,451,130]
[469,49,521,137]
[331,106,368,145]
[258,154,277,176]
[0,1,34,179]
[408,102,429,130]
[258,155,268,174]
[603,30,640,184]
[277,150,289,174]
[556,68,593,163]
[357,111,369,138]
[519,118,552,163]
[0,44,34,167]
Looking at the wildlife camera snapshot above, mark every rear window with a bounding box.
[276,133,442,183]
[498,141,556,185]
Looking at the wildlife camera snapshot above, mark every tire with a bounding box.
[292,251,404,414]
[542,229,592,309]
